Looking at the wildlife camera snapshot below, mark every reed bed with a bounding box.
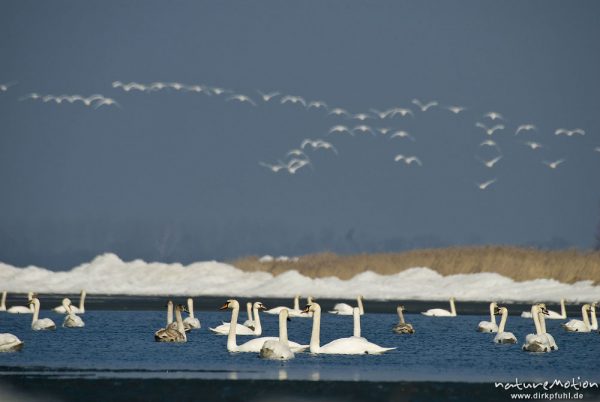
[232,246,600,284]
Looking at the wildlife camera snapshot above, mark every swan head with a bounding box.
[253,301,267,311]
[62,298,72,308]
[27,297,40,307]
[280,308,290,321]
[165,300,173,308]
[302,303,320,314]
[397,305,405,312]
[220,299,238,310]
[176,304,189,313]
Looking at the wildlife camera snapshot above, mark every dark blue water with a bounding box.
[1,310,598,383]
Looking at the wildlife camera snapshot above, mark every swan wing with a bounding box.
[32,318,56,331]
[477,321,498,333]
[421,309,452,317]
[63,314,85,328]
[237,337,279,353]
[154,327,186,342]
[264,306,287,315]
[260,340,295,360]
[209,323,255,335]
[183,317,201,329]
[494,332,517,344]
[319,337,395,355]
[0,333,24,352]
[7,306,32,314]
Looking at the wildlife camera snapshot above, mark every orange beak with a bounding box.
[219,302,229,310]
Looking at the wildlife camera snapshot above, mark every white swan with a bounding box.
[521,298,566,319]
[210,301,265,335]
[589,302,598,331]
[264,295,301,315]
[159,300,191,333]
[242,302,254,327]
[329,295,364,315]
[493,306,517,344]
[537,305,558,350]
[183,298,201,329]
[522,305,552,352]
[221,300,307,353]
[562,304,591,333]
[304,303,395,354]
[260,308,295,360]
[7,292,34,314]
[29,297,56,331]
[0,291,6,311]
[54,290,86,314]
[155,304,187,342]
[477,302,499,332]
[422,297,457,317]
[392,305,415,334]
[0,333,24,352]
[62,299,85,328]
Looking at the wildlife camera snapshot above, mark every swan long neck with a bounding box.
[28,292,34,311]
[489,303,496,324]
[293,295,300,311]
[167,302,173,324]
[590,304,597,329]
[252,304,262,335]
[79,291,86,313]
[353,307,361,337]
[188,298,195,319]
[279,310,289,345]
[581,305,590,329]
[227,304,239,351]
[309,305,321,353]
[357,296,364,315]
[0,291,6,310]
[450,298,456,316]
[498,308,508,333]
[538,307,547,334]
[246,302,253,322]
[397,307,405,324]
[32,300,40,324]
[560,299,566,318]
[175,308,186,339]
[531,306,542,335]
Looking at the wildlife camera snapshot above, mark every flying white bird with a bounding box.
[286,158,311,174]
[122,82,148,92]
[478,155,503,168]
[286,149,310,160]
[307,100,328,110]
[352,113,372,121]
[0,82,17,91]
[555,128,585,137]
[394,154,422,166]
[390,131,415,141]
[281,95,307,107]
[484,112,504,121]
[186,84,211,94]
[328,125,353,136]
[226,94,257,106]
[257,91,280,102]
[259,161,287,173]
[352,125,375,136]
[370,108,392,119]
[411,99,438,112]
[377,127,392,135]
[543,159,566,169]
[168,82,186,91]
[94,98,120,109]
[328,107,350,117]
[479,139,499,148]
[20,93,42,101]
[301,139,338,154]
[515,124,537,135]
[524,141,543,150]
[477,178,497,190]
[476,122,505,135]
[149,82,169,91]
[210,87,232,95]
[445,105,466,114]
[387,108,413,117]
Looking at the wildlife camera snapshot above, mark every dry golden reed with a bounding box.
[232,246,600,284]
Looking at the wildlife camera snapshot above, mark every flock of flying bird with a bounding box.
[2,80,598,189]
[1,292,598,358]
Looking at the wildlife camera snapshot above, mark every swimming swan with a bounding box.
[28,297,56,331]
[210,301,265,335]
[7,292,34,314]
[304,303,395,354]
[521,298,566,319]
[61,298,85,328]
[260,308,295,360]
[183,298,201,329]
[562,304,591,333]
[329,295,364,315]
[536,304,558,350]
[422,297,457,317]
[154,304,187,342]
[0,333,24,352]
[54,290,86,314]
[522,305,551,352]
[477,302,499,332]
[265,295,307,317]
[392,305,415,334]
[493,306,517,344]
[221,299,307,353]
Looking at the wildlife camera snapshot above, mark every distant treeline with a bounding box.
[233,246,600,284]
